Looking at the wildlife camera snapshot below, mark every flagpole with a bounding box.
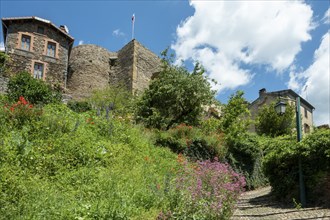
[132,14,135,40]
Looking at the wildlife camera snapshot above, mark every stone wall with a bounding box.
[4,20,71,86]
[0,74,8,94]
[133,40,162,94]
[67,40,162,99]
[67,44,117,100]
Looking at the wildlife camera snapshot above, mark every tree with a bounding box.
[255,102,294,137]
[220,90,250,136]
[135,51,216,130]
[7,71,61,105]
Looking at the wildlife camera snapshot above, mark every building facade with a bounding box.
[2,16,74,86]
[249,88,315,134]
[67,39,161,99]
[1,16,162,100]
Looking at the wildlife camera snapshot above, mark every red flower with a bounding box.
[19,96,28,105]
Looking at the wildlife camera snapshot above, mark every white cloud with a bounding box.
[288,33,330,126]
[112,29,125,37]
[78,40,84,45]
[0,41,4,51]
[172,1,314,92]
[323,8,330,24]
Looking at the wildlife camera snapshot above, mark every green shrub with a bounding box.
[226,133,268,190]
[7,71,61,105]
[155,124,227,161]
[263,129,330,206]
[67,100,91,113]
[2,96,41,129]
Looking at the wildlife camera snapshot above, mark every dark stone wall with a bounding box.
[4,20,71,86]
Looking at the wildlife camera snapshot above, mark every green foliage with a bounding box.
[218,91,266,189]
[89,84,134,118]
[3,96,41,128]
[226,133,268,190]
[200,117,222,135]
[7,71,61,105]
[0,52,11,75]
[0,103,243,219]
[67,100,91,113]
[135,51,216,130]
[221,91,250,137]
[155,124,227,162]
[263,129,330,205]
[256,101,295,137]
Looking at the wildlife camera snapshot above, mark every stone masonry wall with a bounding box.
[67,40,161,99]
[133,40,161,94]
[4,20,71,86]
[116,40,135,91]
[67,44,117,100]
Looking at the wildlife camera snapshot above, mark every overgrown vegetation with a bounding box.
[256,101,295,137]
[135,50,216,130]
[1,50,328,219]
[6,71,61,105]
[263,129,330,206]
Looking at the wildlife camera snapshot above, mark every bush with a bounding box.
[155,124,227,161]
[226,133,268,190]
[7,71,61,105]
[135,51,215,130]
[67,100,91,113]
[3,96,41,128]
[263,129,330,206]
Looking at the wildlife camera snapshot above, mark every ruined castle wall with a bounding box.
[4,20,71,85]
[116,40,135,91]
[67,44,116,100]
[133,40,162,94]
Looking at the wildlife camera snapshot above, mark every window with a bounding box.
[37,26,44,34]
[47,42,56,57]
[21,35,31,51]
[33,63,44,79]
[304,124,310,134]
[304,108,308,118]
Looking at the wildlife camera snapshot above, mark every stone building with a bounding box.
[67,39,161,99]
[249,88,315,134]
[1,16,74,86]
[1,16,162,99]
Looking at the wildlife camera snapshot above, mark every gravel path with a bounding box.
[231,186,330,220]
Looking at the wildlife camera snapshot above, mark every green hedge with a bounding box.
[263,129,330,206]
[225,133,268,190]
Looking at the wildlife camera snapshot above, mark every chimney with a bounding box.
[59,25,69,33]
[259,88,266,97]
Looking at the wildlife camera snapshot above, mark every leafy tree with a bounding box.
[220,91,266,189]
[135,51,216,130]
[255,102,294,137]
[7,71,61,105]
[220,90,250,136]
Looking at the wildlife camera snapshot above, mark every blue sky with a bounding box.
[1,0,329,126]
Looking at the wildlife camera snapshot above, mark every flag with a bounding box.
[132,14,135,22]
